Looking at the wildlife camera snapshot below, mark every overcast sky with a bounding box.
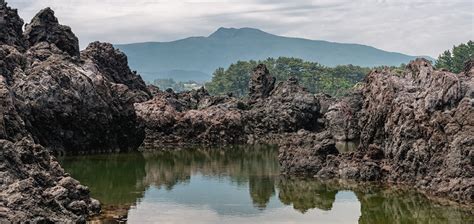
[7,0,474,57]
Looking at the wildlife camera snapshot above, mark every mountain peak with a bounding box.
[208,27,270,39]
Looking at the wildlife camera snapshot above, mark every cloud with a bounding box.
[7,0,473,57]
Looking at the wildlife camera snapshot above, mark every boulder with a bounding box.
[248,64,275,102]
[24,8,80,58]
[0,139,100,223]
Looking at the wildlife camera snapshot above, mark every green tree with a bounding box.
[206,57,371,97]
[435,41,474,73]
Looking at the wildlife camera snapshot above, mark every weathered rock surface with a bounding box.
[0,139,100,223]
[0,2,25,50]
[324,89,362,141]
[137,59,473,204]
[136,88,246,147]
[248,64,275,102]
[0,5,150,153]
[24,7,80,58]
[279,59,474,204]
[245,76,320,141]
[136,65,320,148]
[0,3,150,222]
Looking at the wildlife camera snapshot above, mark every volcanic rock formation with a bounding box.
[0,2,150,222]
[1,4,150,153]
[137,58,473,204]
[136,64,320,148]
[279,59,474,204]
[0,139,100,223]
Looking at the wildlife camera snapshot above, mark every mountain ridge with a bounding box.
[115,27,433,82]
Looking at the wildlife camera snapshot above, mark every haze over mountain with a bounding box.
[115,27,432,82]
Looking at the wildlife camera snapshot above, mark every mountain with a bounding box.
[115,27,432,82]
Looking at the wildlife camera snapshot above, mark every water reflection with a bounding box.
[60,145,473,223]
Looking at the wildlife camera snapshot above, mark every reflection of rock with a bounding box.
[279,59,474,204]
[277,178,474,222]
[278,178,337,212]
[62,145,281,220]
[60,153,147,221]
[141,145,280,196]
[356,188,474,224]
[249,176,276,209]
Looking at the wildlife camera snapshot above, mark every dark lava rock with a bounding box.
[0,7,150,154]
[279,59,474,204]
[1,5,150,222]
[0,75,27,141]
[324,89,362,141]
[81,42,151,103]
[136,69,320,147]
[9,40,147,153]
[245,76,321,140]
[0,2,25,50]
[24,7,80,58]
[0,138,100,223]
[248,64,275,102]
[136,88,246,147]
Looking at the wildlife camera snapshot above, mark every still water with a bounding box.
[60,145,473,224]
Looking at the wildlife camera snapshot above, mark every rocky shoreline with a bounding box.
[135,59,473,204]
[1,3,150,222]
[0,1,472,222]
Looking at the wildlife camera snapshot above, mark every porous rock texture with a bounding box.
[0,2,150,222]
[1,4,150,153]
[0,139,100,223]
[280,59,474,204]
[135,64,321,148]
[137,58,473,204]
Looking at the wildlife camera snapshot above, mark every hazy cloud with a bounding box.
[7,0,474,57]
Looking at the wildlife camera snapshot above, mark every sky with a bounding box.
[7,0,474,57]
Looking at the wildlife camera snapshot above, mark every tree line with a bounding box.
[150,41,471,96]
[435,41,473,73]
[205,57,371,97]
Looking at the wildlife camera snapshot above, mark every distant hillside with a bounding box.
[115,27,432,82]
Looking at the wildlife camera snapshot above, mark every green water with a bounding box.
[60,145,473,224]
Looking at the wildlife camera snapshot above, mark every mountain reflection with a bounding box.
[60,145,473,223]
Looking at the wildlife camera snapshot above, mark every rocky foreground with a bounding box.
[136,60,473,204]
[0,0,472,222]
[1,2,150,222]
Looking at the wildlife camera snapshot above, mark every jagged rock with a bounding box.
[0,2,25,49]
[279,59,474,204]
[1,5,149,221]
[278,131,338,176]
[136,88,245,147]
[81,42,151,103]
[0,45,26,85]
[248,64,275,102]
[9,40,145,153]
[24,8,80,57]
[0,76,27,141]
[324,90,362,141]
[0,139,100,223]
[245,77,321,138]
[136,74,320,147]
